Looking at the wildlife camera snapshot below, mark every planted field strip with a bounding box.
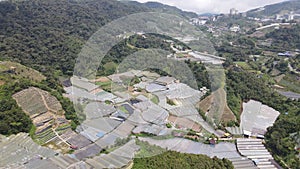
[13,88,47,116]
[0,133,56,168]
[36,128,57,145]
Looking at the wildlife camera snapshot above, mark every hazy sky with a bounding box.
[133,0,288,14]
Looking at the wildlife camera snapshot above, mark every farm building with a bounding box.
[84,102,116,119]
[132,124,171,136]
[95,133,120,148]
[127,109,148,125]
[168,115,202,132]
[141,104,169,125]
[71,76,99,92]
[66,134,92,149]
[240,100,280,138]
[225,126,244,136]
[64,86,96,101]
[237,138,279,169]
[87,139,140,168]
[135,95,149,102]
[74,143,102,160]
[155,76,176,86]
[146,83,167,93]
[166,83,202,105]
[95,91,118,102]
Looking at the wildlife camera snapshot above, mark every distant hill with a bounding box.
[247,0,300,17]
[124,1,198,18]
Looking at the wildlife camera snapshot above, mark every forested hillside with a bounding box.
[0,0,148,76]
[265,25,300,50]
[0,0,198,77]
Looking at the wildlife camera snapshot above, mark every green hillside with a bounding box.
[0,0,147,76]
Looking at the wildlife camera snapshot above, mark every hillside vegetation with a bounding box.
[0,0,147,76]
[132,150,234,169]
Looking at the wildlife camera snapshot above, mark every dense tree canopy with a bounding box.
[0,0,147,75]
[0,79,32,135]
[133,151,234,169]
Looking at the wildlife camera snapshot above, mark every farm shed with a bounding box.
[141,104,169,125]
[237,138,278,169]
[82,118,121,134]
[155,76,176,86]
[146,83,167,93]
[132,124,166,135]
[240,100,280,138]
[74,144,102,160]
[87,140,140,168]
[95,133,121,148]
[71,76,99,92]
[67,134,92,149]
[84,102,116,119]
[95,91,117,102]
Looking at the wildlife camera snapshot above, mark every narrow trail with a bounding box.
[34,88,57,113]
[34,88,70,146]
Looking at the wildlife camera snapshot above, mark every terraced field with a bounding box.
[13,87,63,117]
[13,87,71,152]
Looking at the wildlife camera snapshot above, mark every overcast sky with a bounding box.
[133,0,288,14]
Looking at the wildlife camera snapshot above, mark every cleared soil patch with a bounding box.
[198,94,213,113]
[91,76,110,82]
[221,105,236,122]
[0,80,5,86]
[168,115,202,132]
[198,89,236,124]
[274,74,285,83]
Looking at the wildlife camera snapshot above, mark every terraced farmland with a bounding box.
[13,87,72,152]
[13,87,63,117]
